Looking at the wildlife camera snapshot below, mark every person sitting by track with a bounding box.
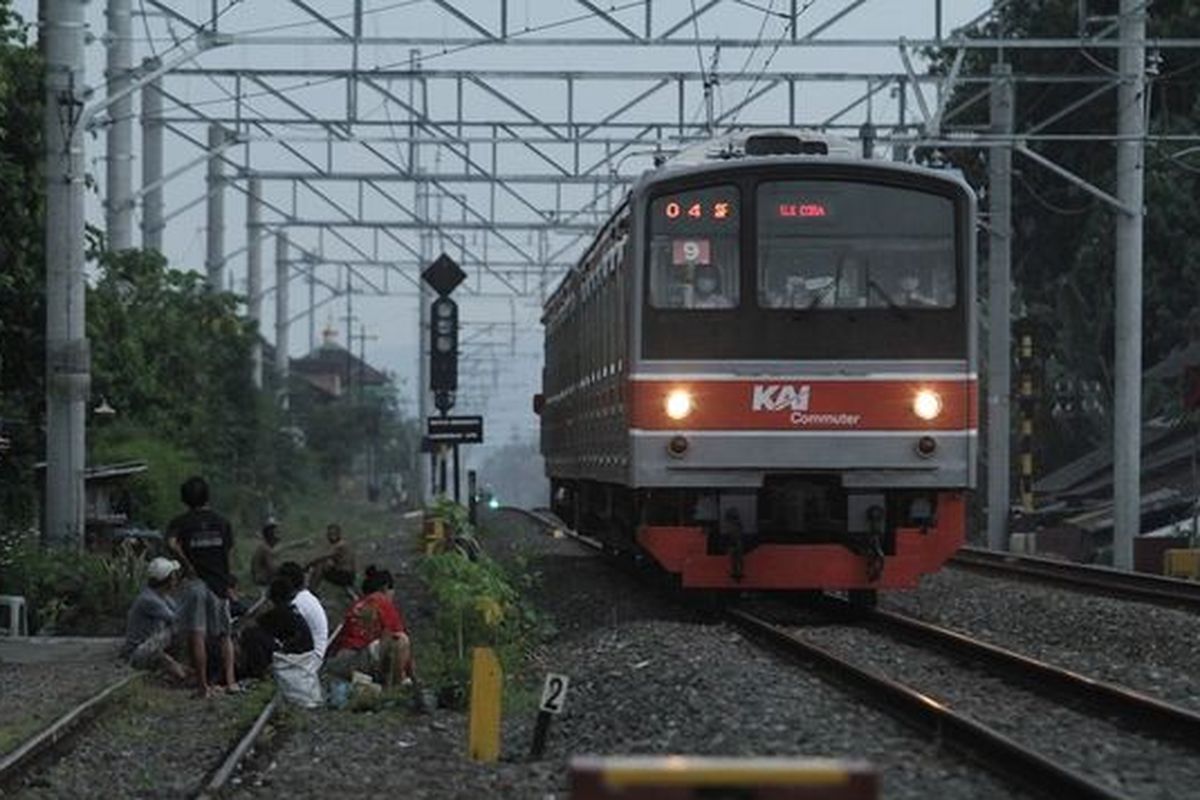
[305,523,358,597]
[277,560,329,659]
[122,557,188,682]
[326,565,413,687]
[250,519,281,591]
[237,576,315,679]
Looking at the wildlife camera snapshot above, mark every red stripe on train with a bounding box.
[629,378,978,431]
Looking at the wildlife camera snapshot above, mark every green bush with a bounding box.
[416,549,544,699]
[91,427,203,529]
[0,539,146,634]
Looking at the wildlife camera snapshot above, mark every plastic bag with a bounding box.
[272,650,323,708]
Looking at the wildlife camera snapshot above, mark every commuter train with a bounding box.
[536,130,976,604]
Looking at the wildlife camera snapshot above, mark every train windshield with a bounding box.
[647,185,741,309]
[757,181,956,310]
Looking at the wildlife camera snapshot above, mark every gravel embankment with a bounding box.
[0,660,131,757]
[232,507,1025,799]
[800,622,1200,800]
[884,568,1200,711]
[9,682,271,799]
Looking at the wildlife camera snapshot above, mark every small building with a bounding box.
[290,327,390,400]
[36,460,149,550]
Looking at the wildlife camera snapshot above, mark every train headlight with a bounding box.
[912,390,943,421]
[665,389,694,420]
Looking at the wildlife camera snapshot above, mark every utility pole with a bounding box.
[343,270,356,395]
[412,48,432,505]
[247,176,263,389]
[987,62,1014,551]
[1113,0,1146,570]
[104,0,133,251]
[42,0,88,547]
[275,232,290,410]
[308,266,316,353]
[140,58,163,252]
[205,123,227,290]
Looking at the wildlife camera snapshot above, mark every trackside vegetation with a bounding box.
[414,500,547,707]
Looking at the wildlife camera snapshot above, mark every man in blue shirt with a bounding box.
[123,556,187,680]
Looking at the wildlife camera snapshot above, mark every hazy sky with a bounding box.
[17,0,992,476]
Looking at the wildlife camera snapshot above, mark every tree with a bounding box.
[86,249,274,520]
[0,3,43,529]
[929,1,1200,470]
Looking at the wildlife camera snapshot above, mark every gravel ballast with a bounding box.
[0,659,131,757]
[232,508,1025,798]
[885,568,1200,712]
[8,681,272,799]
[799,621,1200,799]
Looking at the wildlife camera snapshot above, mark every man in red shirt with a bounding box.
[327,566,412,686]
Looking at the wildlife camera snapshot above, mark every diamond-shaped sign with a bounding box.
[422,253,466,296]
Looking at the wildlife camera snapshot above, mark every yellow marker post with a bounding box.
[468,646,503,762]
[424,517,445,555]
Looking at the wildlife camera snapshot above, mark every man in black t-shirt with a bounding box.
[167,475,237,697]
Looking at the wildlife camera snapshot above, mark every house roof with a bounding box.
[291,342,389,387]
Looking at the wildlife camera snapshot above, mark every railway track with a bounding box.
[735,602,1200,799]
[504,506,1199,798]
[0,672,140,793]
[0,673,279,798]
[951,546,1200,613]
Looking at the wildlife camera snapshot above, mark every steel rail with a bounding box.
[505,506,1140,797]
[0,672,140,790]
[195,692,281,799]
[728,609,1125,800]
[866,607,1200,747]
[951,546,1200,613]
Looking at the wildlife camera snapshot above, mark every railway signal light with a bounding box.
[430,296,458,395]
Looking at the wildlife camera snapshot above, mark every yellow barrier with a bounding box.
[569,757,878,799]
[1164,549,1200,581]
[468,647,503,762]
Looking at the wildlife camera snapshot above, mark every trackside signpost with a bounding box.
[423,253,476,500]
[529,672,569,759]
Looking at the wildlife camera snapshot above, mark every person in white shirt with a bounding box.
[277,561,329,659]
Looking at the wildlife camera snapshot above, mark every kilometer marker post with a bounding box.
[529,673,569,760]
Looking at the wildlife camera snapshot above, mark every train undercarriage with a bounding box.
[550,476,966,602]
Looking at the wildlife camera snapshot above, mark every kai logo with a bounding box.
[751,384,811,412]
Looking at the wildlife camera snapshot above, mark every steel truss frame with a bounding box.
[81,0,1197,536]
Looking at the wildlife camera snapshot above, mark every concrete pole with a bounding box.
[1113,0,1147,569]
[308,270,316,353]
[140,59,164,252]
[42,0,88,548]
[986,63,1014,551]
[275,232,290,409]
[205,123,227,290]
[413,48,431,505]
[246,177,263,389]
[104,0,133,251]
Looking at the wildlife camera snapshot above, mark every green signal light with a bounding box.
[487,497,500,509]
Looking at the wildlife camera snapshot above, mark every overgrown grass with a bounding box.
[413,501,550,707]
[0,539,146,634]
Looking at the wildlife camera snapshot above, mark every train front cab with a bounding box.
[625,159,977,597]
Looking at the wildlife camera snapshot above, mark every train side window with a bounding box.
[648,185,740,310]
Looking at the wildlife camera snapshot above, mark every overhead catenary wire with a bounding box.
[726,0,821,130]
[140,0,647,114]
